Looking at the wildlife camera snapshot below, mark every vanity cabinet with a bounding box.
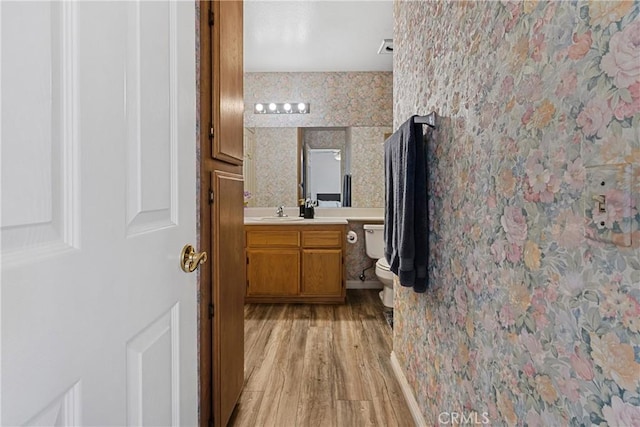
[245,225,346,303]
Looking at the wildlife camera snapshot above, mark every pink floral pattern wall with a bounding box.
[244,72,392,128]
[251,127,298,207]
[351,127,392,208]
[393,1,639,425]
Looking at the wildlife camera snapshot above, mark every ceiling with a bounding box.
[243,0,393,72]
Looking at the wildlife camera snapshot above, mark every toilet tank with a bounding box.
[363,224,385,259]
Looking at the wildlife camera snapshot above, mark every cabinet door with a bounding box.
[247,249,300,296]
[212,170,245,427]
[212,0,243,164]
[301,249,343,296]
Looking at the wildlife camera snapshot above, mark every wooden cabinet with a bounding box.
[199,1,244,426]
[245,224,346,303]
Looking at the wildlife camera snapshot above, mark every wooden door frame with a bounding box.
[198,2,214,426]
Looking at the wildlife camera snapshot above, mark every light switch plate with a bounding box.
[583,163,633,247]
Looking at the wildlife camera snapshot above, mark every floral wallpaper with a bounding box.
[244,72,392,128]
[304,128,346,149]
[250,127,298,207]
[393,1,639,425]
[351,126,392,208]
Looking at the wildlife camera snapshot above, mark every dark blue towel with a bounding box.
[342,174,351,207]
[384,115,429,292]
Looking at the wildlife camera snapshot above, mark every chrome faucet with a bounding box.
[275,206,286,217]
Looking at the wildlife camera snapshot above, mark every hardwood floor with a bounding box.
[228,290,415,427]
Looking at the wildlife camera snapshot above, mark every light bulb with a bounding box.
[268,103,277,111]
[297,103,306,112]
[283,103,292,112]
[255,103,264,112]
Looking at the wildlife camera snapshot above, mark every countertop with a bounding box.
[244,217,348,225]
[244,207,384,225]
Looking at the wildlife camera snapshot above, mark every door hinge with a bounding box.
[208,123,214,140]
[208,9,214,27]
[208,303,214,319]
[208,189,214,205]
[246,256,249,264]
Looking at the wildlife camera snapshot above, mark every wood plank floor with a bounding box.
[228,290,415,427]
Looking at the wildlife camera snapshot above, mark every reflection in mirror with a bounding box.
[243,127,298,208]
[243,126,391,208]
[306,149,342,205]
[301,128,349,207]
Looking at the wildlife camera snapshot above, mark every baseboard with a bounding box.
[390,351,427,427]
[346,280,383,289]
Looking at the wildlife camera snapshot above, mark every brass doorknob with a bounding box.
[180,244,208,273]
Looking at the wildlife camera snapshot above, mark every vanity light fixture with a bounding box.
[254,102,310,114]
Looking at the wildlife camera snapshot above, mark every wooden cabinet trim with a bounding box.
[246,230,300,247]
[302,230,342,248]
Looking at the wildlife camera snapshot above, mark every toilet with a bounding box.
[363,224,394,308]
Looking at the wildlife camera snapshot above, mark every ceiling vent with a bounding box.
[377,39,393,54]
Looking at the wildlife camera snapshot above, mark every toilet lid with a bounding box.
[376,258,391,271]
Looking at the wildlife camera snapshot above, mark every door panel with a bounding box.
[1,1,198,425]
[125,0,178,235]
[212,171,245,426]
[212,0,243,164]
[126,304,179,426]
[1,1,78,262]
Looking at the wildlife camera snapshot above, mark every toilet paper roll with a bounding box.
[346,231,358,244]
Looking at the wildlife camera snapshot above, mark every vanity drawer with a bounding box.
[302,230,342,248]
[247,230,300,247]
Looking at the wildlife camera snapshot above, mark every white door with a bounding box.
[1,1,198,426]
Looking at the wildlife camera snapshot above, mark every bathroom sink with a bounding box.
[259,216,304,221]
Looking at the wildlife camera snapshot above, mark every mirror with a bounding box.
[301,127,349,208]
[243,126,390,208]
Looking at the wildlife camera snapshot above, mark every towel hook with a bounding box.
[414,113,436,129]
